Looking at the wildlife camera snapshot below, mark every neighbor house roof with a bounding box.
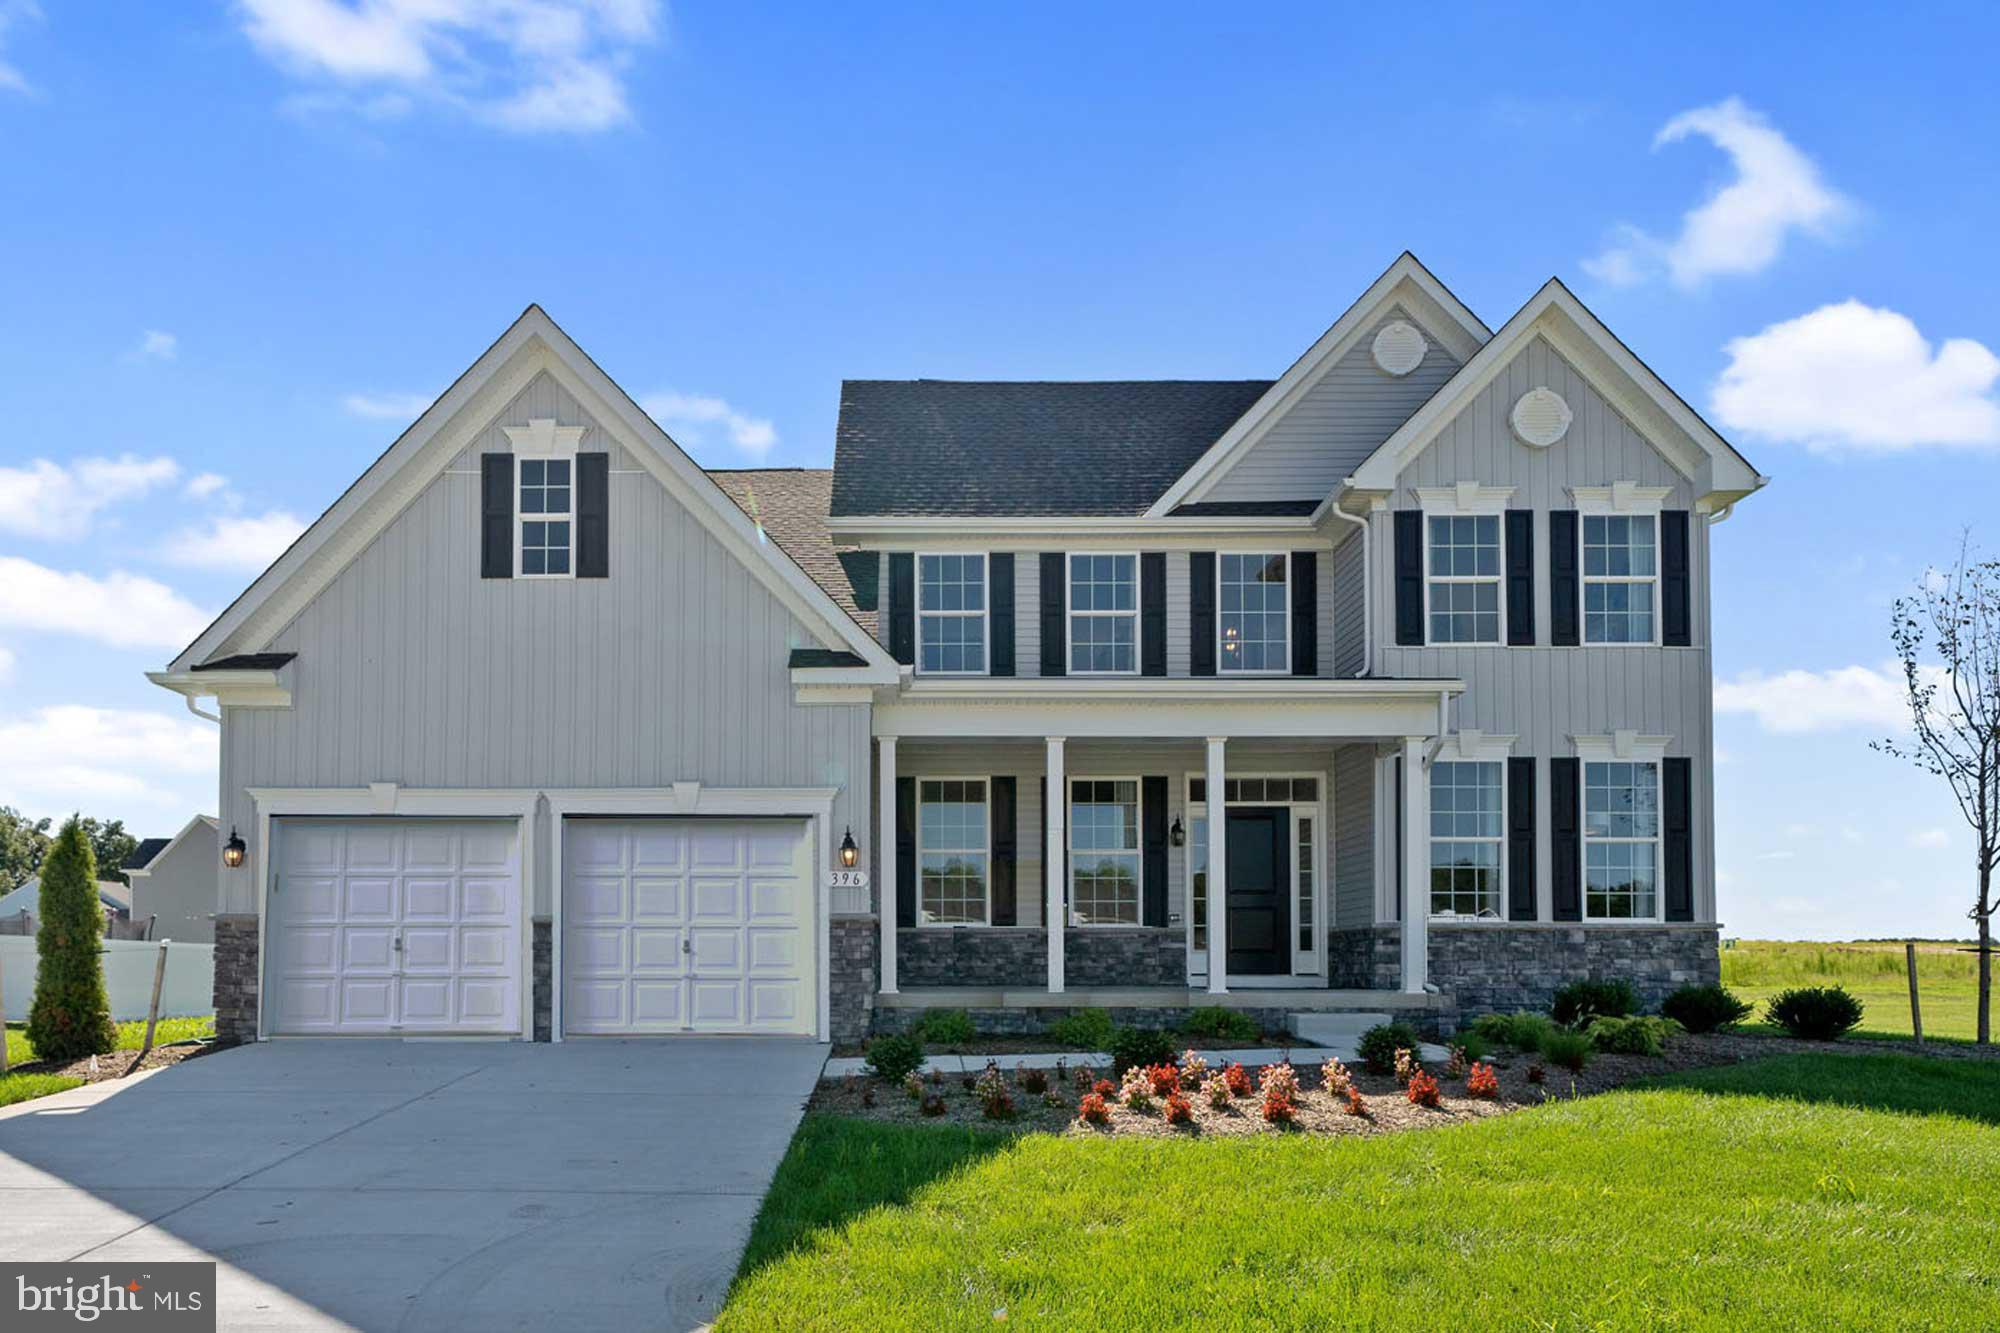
[708,468,876,635]
[125,838,173,872]
[0,879,132,919]
[831,380,1274,517]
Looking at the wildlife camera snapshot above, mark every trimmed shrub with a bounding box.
[1470,1011,1557,1053]
[1585,1014,1682,1057]
[1539,1028,1593,1073]
[916,1008,976,1047]
[1108,1025,1177,1075]
[1357,1021,1422,1074]
[1181,1005,1258,1044]
[1551,978,1640,1027]
[1077,1092,1110,1125]
[1405,1069,1441,1108]
[1766,985,1865,1041]
[1046,1007,1116,1051]
[26,817,116,1063]
[1661,983,1754,1034]
[1466,1062,1500,1098]
[863,1033,925,1083]
[1455,1032,1492,1065]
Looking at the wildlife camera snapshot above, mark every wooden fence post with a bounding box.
[122,941,170,1077]
[1906,941,1923,1045]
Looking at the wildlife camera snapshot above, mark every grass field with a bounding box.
[1722,939,1987,1041]
[720,1054,2000,1330]
[4,1015,214,1068]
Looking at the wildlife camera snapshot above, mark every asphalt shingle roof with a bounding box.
[707,468,875,636]
[831,380,1274,517]
[125,838,172,871]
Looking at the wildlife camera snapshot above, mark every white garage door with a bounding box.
[563,818,814,1036]
[268,819,522,1036]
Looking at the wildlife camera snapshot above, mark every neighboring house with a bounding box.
[150,254,1762,1047]
[123,816,220,943]
[0,877,134,932]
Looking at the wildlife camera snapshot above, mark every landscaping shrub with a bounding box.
[1550,978,1641,1027]
[901,1072,923,1101]
[1178,1049,1210,1086]
[1660,983,1754,1034]
[1046,1008,1116,1050]
[1539,1029,1593,1073]
[1585,1014,1682,1057]
[1469,1011,1556,1053]
[916,1008,976,1047]
[864,1033,926,1083]
[1108,1025,1176,1075]
[1765,985,1865,1041]
[1357,1021,1422,1074]
[1181,1005,1259,1044]
[1319,1056,1351,1097]
[919,1092,946,1117]
[1443,1044,1468,1079]
[1466,1062,1499,1098]
[974,1062,1015,1119]
[1201,1073,1232,1108]
[1163,1091,1193,1124]
[1393,1047,1421,1086]
[1076,1092,1110,1125]
[1455,1032,1492,1064]
[1406,1069,1441,1108]
[1222,1062,1253,1097]
[1119,1066,1154,1110]
[1343,1085,1369,1117]
[1257,1062,1299,1102]
[1017,1065,1049,1095]
[1526,1062,1546,1084]
[1261,1087,1297,1124]
[1145,1063,1181,1097]
[1091,1078,1117,1099]
[26,818,116,1064]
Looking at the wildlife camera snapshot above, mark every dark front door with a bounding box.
[1225,806,1289,976]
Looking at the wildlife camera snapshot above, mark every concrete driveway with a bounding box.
[0,1038,826,1331]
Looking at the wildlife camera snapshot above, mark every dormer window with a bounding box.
[518,458,573,577]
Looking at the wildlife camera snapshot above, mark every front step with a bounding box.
[1290,1011,1393,1045]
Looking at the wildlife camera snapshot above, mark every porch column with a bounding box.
[1045,736,1066,993]
[1205,736,1228,995]
[1401,734,1428,994]
[878,736,897,995]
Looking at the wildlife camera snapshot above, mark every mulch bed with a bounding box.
[7,1040,211,1086]
[811,1031,1997,1139]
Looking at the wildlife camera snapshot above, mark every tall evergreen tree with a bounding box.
[26,816,117,1062]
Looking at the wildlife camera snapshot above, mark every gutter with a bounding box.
[1326,493,1371,677]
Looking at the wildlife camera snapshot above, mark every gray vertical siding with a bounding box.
[1329,530,1366,677]
[217,370,872,916]
[1165,551,1190,675]
[1331,745,1375,927]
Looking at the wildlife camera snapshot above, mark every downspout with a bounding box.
[1328,501,1370,677]
[1707,501,1737,526]
[181,693,220,724]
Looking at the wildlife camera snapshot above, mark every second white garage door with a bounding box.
[562,818,815,1036]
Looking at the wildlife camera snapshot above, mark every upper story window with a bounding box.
[1069,778,1141,925]
[1427,515,1501,644]
[918,778,988,925]
[1582,515,1657,644]
[1068,553,1137,674]
[1218,553,1288,673]
[518,458,572,578]
[917,553,987,674]
[1430,760,1503,918]
[1584,760,1659,919]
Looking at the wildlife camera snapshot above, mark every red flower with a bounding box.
[1406,1070,1441,1108]
[1466,1062,1500,1099]
[1147,1064,1182,1096]
[1164,1091,1193,1124]
[1078,1092,1111,1125]
[1344,1086,1368,1117]
[1223,1063,1254,1097]
[1261,1091,1296,1124]
[1092,1079,1118,1099]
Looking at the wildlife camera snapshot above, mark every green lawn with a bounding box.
[721,1054,2000,1330]
[1722,939,1986,1041]
[4,1015,214,1067]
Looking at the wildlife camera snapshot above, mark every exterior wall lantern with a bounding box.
[222,827,247,869]
[1169,816,1186,848]
[838,826,860,868]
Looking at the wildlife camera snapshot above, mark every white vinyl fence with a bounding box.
[0,936,215,1023]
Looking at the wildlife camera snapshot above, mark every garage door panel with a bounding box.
[687,979,744,1027]
[280,981,336,1027]
[400,926,455,971]
[458,978,511,1024]
[630,877,684,921]
[568,928,627,974]
[631,827,686,869]
[750,831,798,869]
[746,878,797,920]
[746,928,799,972]
[396,979,452,1027]
[630,928,685,972]
[402,828,459,872]
[284,928,339,971]
[340,979,394,1025]
[688,928,741,973]
[344,828,403,872]
[287,877,342,921]
[342,928,397,970]
[402,878,456,921]
[748,980,801,1027]
[569,875,627,923]
[571,826,627,871]
[689,876,744,921]
[460,877,515,921]
[688,829,742,869]
[342,877,398,921]
[286,827,345,873]
[458,926,511,970]
[567,980,625,1026]
[630,980,684,1025]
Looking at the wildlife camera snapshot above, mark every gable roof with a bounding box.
[124,838,172,871]
[708,468,875,635]
[122,814,217,879]
[831,380,1273,517]
[0,879,131,918]
[158,307,897,680]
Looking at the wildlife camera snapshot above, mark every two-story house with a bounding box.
[151,254,1761,1046]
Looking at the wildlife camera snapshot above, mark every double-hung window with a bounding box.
[1583,761,1659,919]
[1069,778,1140,925]
[1068,553,1137,673]
[519,458,572,577]
[918,779,988,925]
[1430,761,1503,917]
[917,554,987,674]
[1427,515,1501,643]
[1582,515,1657,644]
[1218,553,1288,673]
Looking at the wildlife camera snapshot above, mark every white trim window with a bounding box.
[1582,515,1658,644]
[1218,552,1288,673]
[1583,760,1660,920]
[917,778,989,925]
[1427,514,1501,644]
[917,553,988,674]
[1069,778,1141,926]
[1430,760,1504,917]
[518,457,573,578]
[1067,552,1138,674]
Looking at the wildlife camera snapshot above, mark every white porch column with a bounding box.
[1401,734,1428,994]
[878,736,897,995]
[1205,736,1228,995]
[1045,736,1066,993]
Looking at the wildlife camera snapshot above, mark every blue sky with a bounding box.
[2,3,1997,939]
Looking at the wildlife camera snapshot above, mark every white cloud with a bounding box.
[1584,97,1850,288]
[237,0,661,133]
[159,511,309,573]
[0,705,218,824]
[0,1,41,96]
[0,557,211,651]
[134,329,178,362]
[1714,662,1912,734]
[642,390,777,459]
[1711,301,2000,451]
[1909,827,1951,850]
[184,472,231,500]
[0,454,180,539]
[0,645,14,684]
[342,390,436,421]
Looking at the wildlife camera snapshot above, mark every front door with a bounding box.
[1225,807,1288,975]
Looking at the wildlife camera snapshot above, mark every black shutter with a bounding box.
[887,553,915,666]
[1549,510,1579,646]
[1550,757,1581,921]
[1190,551,1216,676]
[895,775,917,928]
[1507,756,1537,921]
[991,776,1018,926]
[1039,553,1066,676]
[480,453,513,579]
[1505,510,1534,646]
[1664,757,1694,921]
[1393,511,1423,645]
[1142,775,1168,927]
[576,452,609,578]
[990,553,1016,676]
[1140,552,1167,677]
[1661,510,1691,647]
[1290,551,1318,676]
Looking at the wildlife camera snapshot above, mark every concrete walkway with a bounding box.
[0,1038,826,1332]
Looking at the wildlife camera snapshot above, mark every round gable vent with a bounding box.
[1371,320,1427,377]
[1511,387,1573,448]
